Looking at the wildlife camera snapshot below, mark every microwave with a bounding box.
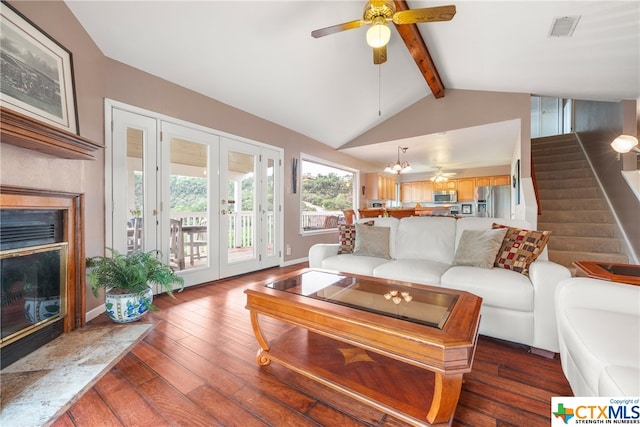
[433,190,457,204]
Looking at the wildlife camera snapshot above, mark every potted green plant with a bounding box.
[86,248,184,323]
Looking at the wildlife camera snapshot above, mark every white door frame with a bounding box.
[105,99,283,287]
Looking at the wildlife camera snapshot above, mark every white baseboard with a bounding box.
[85,304,105,322]
[281,257,308,267]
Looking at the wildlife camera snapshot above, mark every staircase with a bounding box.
[532,134,629,273]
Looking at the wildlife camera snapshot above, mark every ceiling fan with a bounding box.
[311,1,456,64]
[429,167,457,182]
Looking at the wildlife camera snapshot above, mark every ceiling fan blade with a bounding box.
[373,45,387,64]
[311,19,365,38]
[392,5,456,25]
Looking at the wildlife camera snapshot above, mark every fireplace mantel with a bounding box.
[0,107,104,160]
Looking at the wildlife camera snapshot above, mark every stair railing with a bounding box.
[531,157,541,215]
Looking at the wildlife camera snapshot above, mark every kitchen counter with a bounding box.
[358,208,462,219]
[358,208,415,219]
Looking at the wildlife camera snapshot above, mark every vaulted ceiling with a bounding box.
[65,1,639,173]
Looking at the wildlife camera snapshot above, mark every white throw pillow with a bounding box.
[451,228,509,269]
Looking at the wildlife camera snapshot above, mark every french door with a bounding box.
[107,102,282,289]
[219,137,280,278]
[160,122,220,286]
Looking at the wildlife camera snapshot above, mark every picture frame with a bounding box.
[292,157,298,194]
[514,159,521,205]
[461,204,472,215]
[0,1,78,134]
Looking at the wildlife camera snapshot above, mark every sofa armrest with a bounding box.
[309,244,340,268]
[557,277,640,314]
[528,259,572,353]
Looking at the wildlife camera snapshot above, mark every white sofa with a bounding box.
[556,277,640,396]
[309,216,571,353]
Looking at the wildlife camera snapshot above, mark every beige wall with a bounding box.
[0,3,377,286]
[0,1,106,312]
[4,1,634,317]
[574,99,640,262]
[343,89,532,177]
[103,59,379,261]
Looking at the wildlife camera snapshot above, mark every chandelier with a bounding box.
[384,146,412,174]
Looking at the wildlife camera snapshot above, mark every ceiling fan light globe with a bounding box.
[393,162,402,172]
[384,165,393,173]
[366,24,391,48]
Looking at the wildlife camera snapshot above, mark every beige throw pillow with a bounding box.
[353,223,391,259]
[452,228,509,269]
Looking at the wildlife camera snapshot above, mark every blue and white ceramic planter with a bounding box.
[24,296,61,324]
[105,288,153,323]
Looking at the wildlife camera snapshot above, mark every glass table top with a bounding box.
[266,270,458,329]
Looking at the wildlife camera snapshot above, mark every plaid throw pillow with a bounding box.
[492,223,551,276]
[337,220,374,254]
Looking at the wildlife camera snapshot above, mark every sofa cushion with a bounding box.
[441,266,533,311]
[452,228,508,269]
[394,216,457,264]
[373,259,450,286]
[492,224,551,276]
[321,254,389,277]
[353,223,391,259]
[357,217,400,259]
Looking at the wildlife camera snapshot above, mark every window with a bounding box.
[300,154,357,233]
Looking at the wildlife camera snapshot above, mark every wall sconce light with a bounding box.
[611,135,639,159]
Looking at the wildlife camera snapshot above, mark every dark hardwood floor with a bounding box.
[51,263,572,427]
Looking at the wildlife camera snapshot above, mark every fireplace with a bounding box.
[0,186,85,368]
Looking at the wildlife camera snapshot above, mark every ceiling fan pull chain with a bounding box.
[378,64,382,117]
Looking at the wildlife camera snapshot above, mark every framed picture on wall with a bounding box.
[0,1,78,133]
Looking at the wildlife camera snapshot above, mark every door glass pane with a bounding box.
[228,151,255,263]
[127,128,144,254]
[169,137,208,271]
[266,158,275,257]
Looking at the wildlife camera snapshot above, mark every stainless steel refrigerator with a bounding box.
[475,185,511,218]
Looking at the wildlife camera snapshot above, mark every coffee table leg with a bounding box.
[249,311,271,366]
[426,372,463,425]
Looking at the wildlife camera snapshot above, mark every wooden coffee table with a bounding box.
[244,269,482,426]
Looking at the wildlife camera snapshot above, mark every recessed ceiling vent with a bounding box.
[548,16,581,37]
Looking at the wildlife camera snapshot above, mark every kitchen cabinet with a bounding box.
[365,173,396,200]
[401,181,433,202]
[476,175,510,187]
[401,175,509,204]
[433,180,457,191]
[419,181,434,202]
[401,182,414,202]
[475,176,491,187]
[492,175,511,186]
[456,178,475,201]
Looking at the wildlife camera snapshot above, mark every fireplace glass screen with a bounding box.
[1,243,67,347]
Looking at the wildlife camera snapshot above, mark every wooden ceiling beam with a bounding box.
[393,0,446,99]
